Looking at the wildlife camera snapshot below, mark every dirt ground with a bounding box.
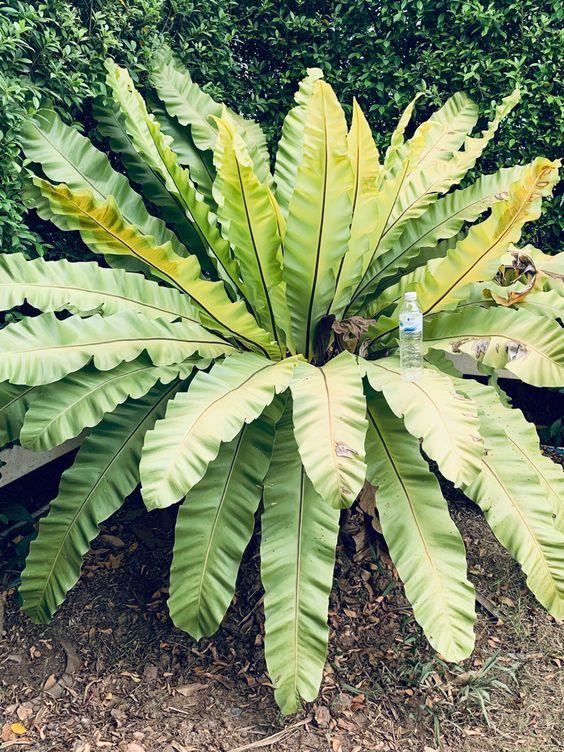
[1,483,563,752]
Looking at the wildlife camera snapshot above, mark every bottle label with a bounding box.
[399,313,422,334]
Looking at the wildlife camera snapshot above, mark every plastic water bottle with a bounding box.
[399,291,423,381]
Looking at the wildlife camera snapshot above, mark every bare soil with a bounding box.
[1,490,563,752]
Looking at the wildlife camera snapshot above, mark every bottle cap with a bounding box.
[404,291,417,300]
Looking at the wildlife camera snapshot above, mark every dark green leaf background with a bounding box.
[1,0,561,259]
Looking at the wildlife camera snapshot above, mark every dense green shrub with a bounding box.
[1,0,562,257]
[0,0,164,256]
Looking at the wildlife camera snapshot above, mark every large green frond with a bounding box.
[452,377,564,535]
[105,62,245,295]
[261,406,339,714]
[20,108,187,259]
[331,99,383,317]
[140,353,297,510]
[364,358,483,487]
[283,80,354,357]
[422,306,564,387]
[0,253,201,323]
[367,165,526,292]
[290,352,367,508]
[213,115,291,346]
[150,96,216,208]
[19,382,180,623]
[0,382,35,447]
[403,92,479,173]
[0,311,232,386]
[342,159,411,315]
[351,91,521,312]
[464,414,564,619]
[152,54,271,185]
[168,401,281,640]
[383,92,423,174]
[378,93,480,235]
[28,178,278,357]
[20,357,203,452]
[377,158,560,320]
[274,67,324,217]
[366,394,476,661]
[93,96,213,271]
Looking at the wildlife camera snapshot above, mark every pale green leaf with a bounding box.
[20,382,180,622]
[331,99,384,317]
[0,383,35,447]
[213,115,291,346]
[364,357,483,487]
[20,108,187,259]
[290,352,367,508]
[140,353,297,509]
[283,80,354,357]
[20,356,203,452]
[274,67,324,217]
[369,165,526,291]
[93,96,213,272]
[28,178,279,358]
[152,54,271,185]
[168,402,281,639]
[261,405,339,714]
[366,393,475,661]
[104,62,244,296]
[0,311,233,386]
[464,414,564,620]
[423,306,564,387]
[0,253,202,324]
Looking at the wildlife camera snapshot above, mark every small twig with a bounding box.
[475,591,503,621]
[0,742,34,749]
[226,717,312,752]
[165,706,192,717]
[0,590,5,634]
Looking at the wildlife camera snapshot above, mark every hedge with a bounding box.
[1,0,561,259]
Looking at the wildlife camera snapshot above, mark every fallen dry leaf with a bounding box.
[2,724,13,742]
[314,704,331,728]
[43,674,57,691]
[124,744,146,752]
[100,533,125,548]
[350,692,365,710]
[452,671,478,686]
[16,705,32,723]
[175,683,206,697]
[10,723,27,735]
[142,664,158,682]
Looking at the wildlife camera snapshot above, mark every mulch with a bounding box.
[1,474,563,751]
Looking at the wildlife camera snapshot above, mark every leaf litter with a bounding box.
[1,459,563,752]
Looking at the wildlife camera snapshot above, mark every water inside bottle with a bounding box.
[399,293,423,381]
